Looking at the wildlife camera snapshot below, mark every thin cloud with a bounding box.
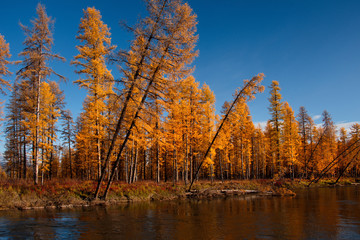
[313,115,321,121]
[335,121,360,132]
[254,121,267,130]
[255,120,360,134]
[314,121,360,134]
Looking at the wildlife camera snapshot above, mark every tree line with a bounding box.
[1,0,359,190]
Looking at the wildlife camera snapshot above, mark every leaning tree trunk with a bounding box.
[335,148,360,184]
[188,75,263,191]
[308,139,360,186]
[93,0,168,199]
[102,63,163,199]
[33,73,41,185]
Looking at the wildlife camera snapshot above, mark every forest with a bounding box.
[1,0,360,197]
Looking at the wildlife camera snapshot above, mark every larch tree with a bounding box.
[38,81,59,182]
[319,110,337,176]
[1,34,13,175]
[198,83,216,181]
[253,125,266,178]
[222,93,255,180]
[337,127,348,177]
[4,84,22,178]
[268,80,283,176]
[20,80,64,182]
[16,3,65,184]
[164,79,183,183]
[61,109,74,178]
[72,7,116,180]
[350,123,360,176]
[232,98,254,179]
[281,102,299,179]
[5,81,31,179]
[297,106,312,178]
[308,125,321,176]
[143,78,167,183]
[0,34,11,95]
[177,76,201,183]
[189,74,264,190]
[264,120,274,177]
[214,106,231,181]
[47,81,65,179]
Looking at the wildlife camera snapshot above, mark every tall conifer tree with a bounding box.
[17,4,65,184]
[72,7,115,180]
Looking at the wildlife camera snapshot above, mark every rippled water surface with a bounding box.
[1,186,360,239]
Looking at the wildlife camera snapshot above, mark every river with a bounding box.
[1,186,360,239]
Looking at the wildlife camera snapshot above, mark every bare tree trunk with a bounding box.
[156,140,160,183]
[190,145,193,183]
[184,133,188,185]
[219,150,224,182]
[176,153,179,182]
[23,136,27,179]
[143,148,146,180]
[49,123,55,180]
[41,148,44,185]
[150,150,153,180]
[125,148,129,183]
[131,142,138,183]
[229,162,232,180]
[16,119,21,179]
[173,148,176,186]
[95,95,101,181]
[240,138,244,179]
[255,139,259,179]
[164,151,167,182]
[68,132,72,179]
[34,75,41,185]
[129,140,135,183]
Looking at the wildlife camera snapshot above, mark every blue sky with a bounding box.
[1,0,360,132]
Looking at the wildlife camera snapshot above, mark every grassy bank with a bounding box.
[0,178,356,210]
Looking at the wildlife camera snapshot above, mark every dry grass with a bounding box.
[2,177,355,210]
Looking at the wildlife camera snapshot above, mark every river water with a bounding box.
[1,186,360,239]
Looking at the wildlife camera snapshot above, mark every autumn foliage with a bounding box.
[2,0,360,195]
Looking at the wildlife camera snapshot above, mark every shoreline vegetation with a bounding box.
[0,178,358,211]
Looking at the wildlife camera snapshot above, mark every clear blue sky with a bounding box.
[1,0,360,131]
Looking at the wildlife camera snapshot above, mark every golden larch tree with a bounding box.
[72,7,115,180]
[281,102,300,179]
[0,34,11,95]
[268,80,283,176]
[297,106,313,178]
[17,3,65,184]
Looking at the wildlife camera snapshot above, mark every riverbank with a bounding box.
[0,178,356,210]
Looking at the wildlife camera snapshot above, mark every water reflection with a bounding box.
[0,186,360,239]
